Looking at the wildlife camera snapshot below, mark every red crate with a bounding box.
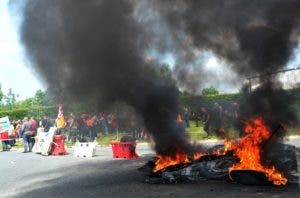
[111,141,139,159]
[0,131,9,140]
[50,135,68,155]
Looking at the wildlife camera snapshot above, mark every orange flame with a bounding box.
[229,117,287,186]
[153,149,205,173]
[193,152,204,160]
[153,150,191,172]
[211,138,235,156]
[153,117,287,185]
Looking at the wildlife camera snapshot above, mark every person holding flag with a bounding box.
[55,101,67,135]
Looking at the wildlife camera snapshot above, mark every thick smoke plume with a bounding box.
[13,0,300,156]
[139,0,300,125]
[14,0,191,155]
[142,0,300,75]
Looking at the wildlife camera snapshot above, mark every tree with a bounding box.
[0,84,3,105]
[4,88,18,109]
[31,89,56,106]
[17,98,34,108]
[158,64,176,86]
[201,86,219,96]
[33,89,46,105]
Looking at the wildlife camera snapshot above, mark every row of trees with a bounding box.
[0,84,58,120]
[0,64,234,120]
[0,85,56,110]
[0,86,18,110]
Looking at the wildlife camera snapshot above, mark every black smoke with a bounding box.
[12,0,191,156]
[12,0,300,156]
[138,0,300,125]
[143,0,300,75]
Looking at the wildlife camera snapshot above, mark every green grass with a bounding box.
[186,120,300,140]
[286,127,300,136]
[186,121,221,140]
[96,132,133,146]
[13,140,24,149]
[65,141,74,148]
[186,121,204,133]
[0,139,24,151]
[186,123,212,140]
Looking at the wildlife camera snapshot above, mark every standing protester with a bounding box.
[85,115,95,141]
[110,113,118,133]
[55,101,67,135]
[183,106,190,128]
[129,114,137,139]
[29,117,37,148]
[1,140,9,151]
[92,114,98,141]
[15,120,22,140]
[8,121,16,147]
[21,117,33,153]
[55,114,67,135]
[211,102,223,136]
[201,107,211,138]
[41,116,51,132]
[30,117,37,136]
[176,113,186,134]
[107,112,113,132]
[0,120,13,151]
[99,113,108,136]
[77,114,89,142]
[192,110,200,127]
[231,102,243,137]
[67,113,78,143]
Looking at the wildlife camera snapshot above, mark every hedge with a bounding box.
[182,89,300,114]
[0,106,56,121]
[181,92,241,111]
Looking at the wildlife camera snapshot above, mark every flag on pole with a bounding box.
[58,101,64,117]
[56,100,66,128]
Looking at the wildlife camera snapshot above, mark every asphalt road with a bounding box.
[0,143,299,198]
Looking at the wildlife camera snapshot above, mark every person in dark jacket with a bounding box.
[201,107,211,138]
[41,116,51,132]
[21,117,33,153]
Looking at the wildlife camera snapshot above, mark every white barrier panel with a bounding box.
[74,142,96,158]
[32,127,56,156]
[0,116,10,132]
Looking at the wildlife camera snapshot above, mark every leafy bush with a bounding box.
[202,86,219,96]
[0,106,56,120]
[180,91,240,111]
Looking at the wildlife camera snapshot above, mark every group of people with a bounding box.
[181,102,240,138]
[1,109,151,152]
[36,113,112,143]
[70,112,147,142]
[1,113,112,152]
[3,103,238,152]
[67,112,119,142]
[1,117,37,152]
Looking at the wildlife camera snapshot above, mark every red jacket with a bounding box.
[30,119,37,135]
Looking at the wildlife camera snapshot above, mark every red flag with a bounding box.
[58,99,64,117]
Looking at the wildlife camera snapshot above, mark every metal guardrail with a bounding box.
[247,67,300,91]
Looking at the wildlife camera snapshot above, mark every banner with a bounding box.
[0,116,10,133]
[32,127,56,155]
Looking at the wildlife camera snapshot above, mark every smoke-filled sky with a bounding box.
[1,0,299,156]
[2,0,300,100]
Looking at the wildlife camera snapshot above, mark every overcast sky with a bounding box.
[0,0,44,100]
[1,0,300,100]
